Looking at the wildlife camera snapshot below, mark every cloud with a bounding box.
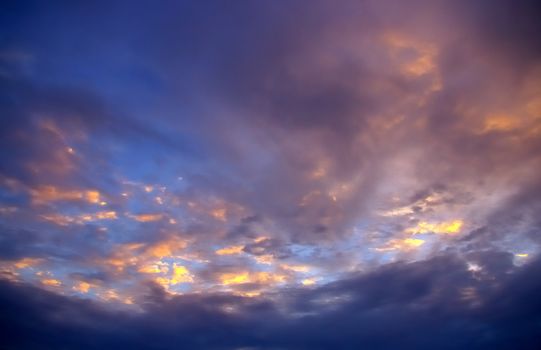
[1,0,541,348]
[0,253,540,349]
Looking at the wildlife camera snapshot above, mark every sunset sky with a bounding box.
[1,1,541,349]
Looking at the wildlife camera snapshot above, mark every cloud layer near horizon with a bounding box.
[2,253,541,350]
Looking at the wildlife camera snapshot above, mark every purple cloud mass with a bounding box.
[1,0,541,349]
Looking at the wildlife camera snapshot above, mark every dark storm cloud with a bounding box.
[1,253,540,350]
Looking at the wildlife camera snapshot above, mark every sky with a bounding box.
[1,0,541,349]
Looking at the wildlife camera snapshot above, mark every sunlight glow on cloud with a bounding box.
[30,186,102,205]
[216,245,245,255]
[375,238,426,252]
[406,220,463,235]
[219,272,287,286]
[73,281,93,293]
[129,213,164,222]
[41,278,61,287]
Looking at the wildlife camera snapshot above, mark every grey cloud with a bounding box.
[1,252,540,349]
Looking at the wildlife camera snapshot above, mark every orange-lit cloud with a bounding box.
[40,214,77,226]
[80,211,118,221]
[41,278,61,287]
[254,254,274,265]
[310,162,328,179]
[138,261,169,274]
[280,264,310,273]
[145,237,188,258]
[211,208,227,221]
[375,238,426,252]
[219,271,287,286]
[170,264,194,284]
[378,206,414,217]
[30,186,102,205]
[383,32,438,78]
[220,272,250,285]
[102,243,144,271]
[14,258,42,269]
[154,264,194,290]
[73,281,93,293]
[406,220,463,235]
[301,278,317,286]
[481,114,521,133]
[97,289,134,305]
[41,211,117,226]
[215,245,244,255]
[101,237,189,276]
[129,213,164,222]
